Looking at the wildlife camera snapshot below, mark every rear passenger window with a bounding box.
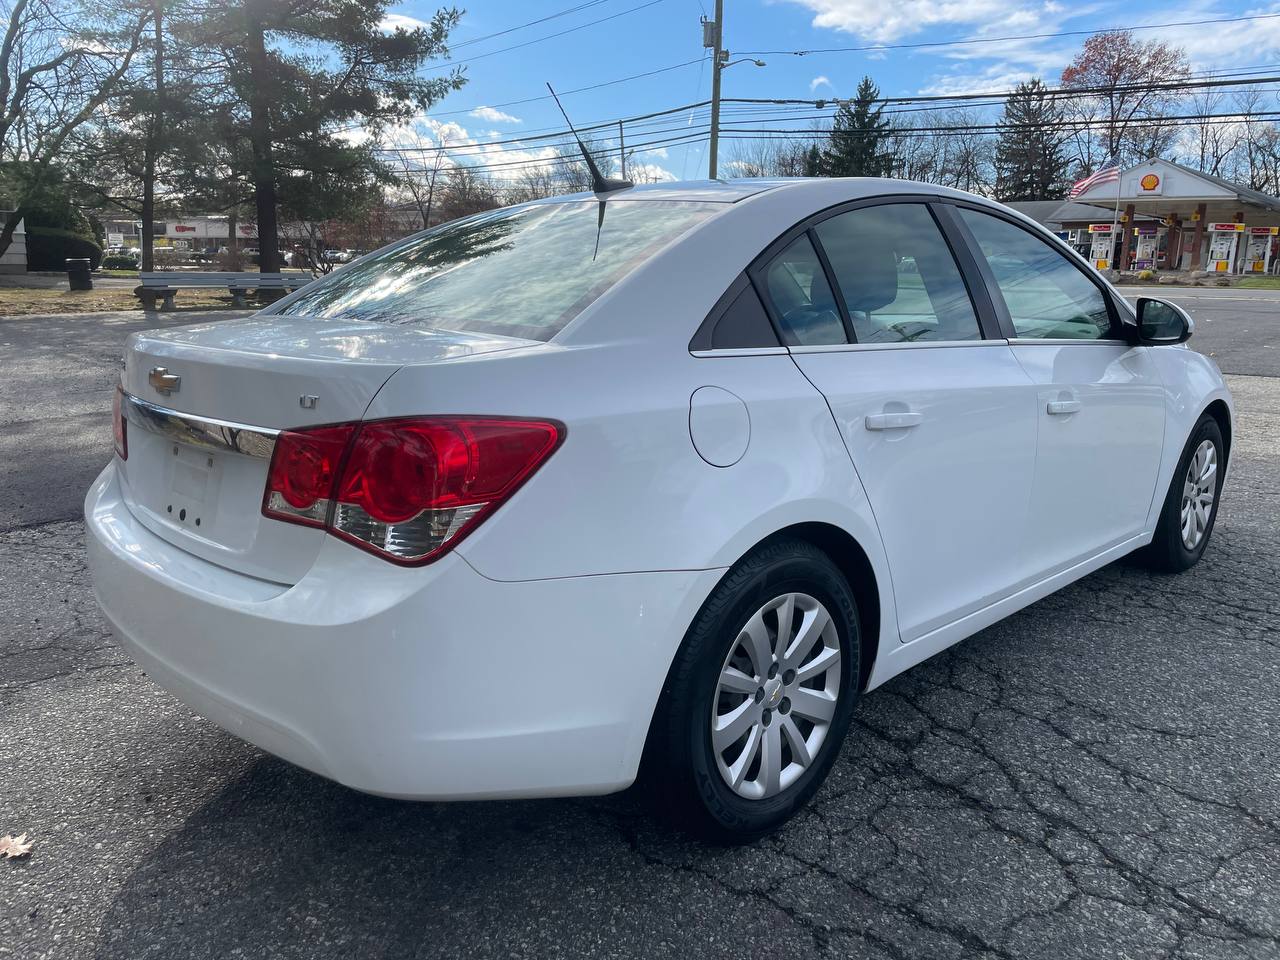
[814,204,982,343]
[708,282,778,349]
[763,234,845,346]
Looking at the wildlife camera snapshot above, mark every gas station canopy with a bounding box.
[1070,159,1280,273]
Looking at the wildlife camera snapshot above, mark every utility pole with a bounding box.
[705,0,724,180]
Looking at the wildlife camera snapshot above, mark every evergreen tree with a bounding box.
[177,1,464,272]
[821,76,892,177]
[72,1,212,270]
[802,143,824,177]
[994,79,1071,200]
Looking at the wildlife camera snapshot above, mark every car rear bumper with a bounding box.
[85,462,721,800]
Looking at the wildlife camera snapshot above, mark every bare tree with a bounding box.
[885,112,943,183]
[435,163,500,222]
[389,127,452,230]
[1185,86,1242,179]
[1231,89,1280,193]
[1060,30,1190,164]
[0,0,148,257]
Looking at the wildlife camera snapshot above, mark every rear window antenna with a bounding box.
[547,83,633,194]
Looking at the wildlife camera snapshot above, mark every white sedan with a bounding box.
[85,179,1232,841]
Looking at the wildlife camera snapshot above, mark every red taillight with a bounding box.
[112,386,128,460]
[262,416,563,565]
[262,425,356,527]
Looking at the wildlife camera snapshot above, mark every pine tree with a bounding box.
[994,79,1072,200]
[821,76,892,178]
[802,143,824,177]
[176,1,464,272]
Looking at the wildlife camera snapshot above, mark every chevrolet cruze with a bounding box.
[86,179,1232,840]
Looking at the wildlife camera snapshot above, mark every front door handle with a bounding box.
[865,412,923,431]
[1046,399,1082,416]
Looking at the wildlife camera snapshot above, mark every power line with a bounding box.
[737,12,1280,57]
[722,111,1280,140]
[379,101,711,156]
[449,0,619,50]
[385,130,714,174]
[418,58,706,119]
[375,105,1279,179]
[724,70,1280,109]
[373,72,1280,160]
[433,0,667,69]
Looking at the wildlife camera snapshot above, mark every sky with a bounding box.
[378,0,1280,182]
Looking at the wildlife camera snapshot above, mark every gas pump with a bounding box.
[1207,223,1245,273]
[1133,226,1160,270]
[1245,227,1277,273]
[1088,224,1116,270]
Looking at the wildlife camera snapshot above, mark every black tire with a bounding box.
[1142,413,1225,573]
[645,538,861,843]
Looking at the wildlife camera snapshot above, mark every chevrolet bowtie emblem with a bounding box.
[148,366,181,395]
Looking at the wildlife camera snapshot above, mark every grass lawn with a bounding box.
[1235,276,1280,289]
[0,288,247,316]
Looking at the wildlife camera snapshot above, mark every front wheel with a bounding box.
[1143,414,1225,572]
[646,539,860,842]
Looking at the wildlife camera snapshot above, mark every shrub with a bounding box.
[25,225,102,270]
[1137,269,1155,281]
[101,254,139,270]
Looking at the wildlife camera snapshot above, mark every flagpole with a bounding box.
[1110,160,1122,270]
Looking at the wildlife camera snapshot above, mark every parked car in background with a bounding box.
[242,248,293,267]
[103,245,140,261]
[86,179,1231,841]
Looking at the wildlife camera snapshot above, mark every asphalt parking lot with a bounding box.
[2,295,1278,959]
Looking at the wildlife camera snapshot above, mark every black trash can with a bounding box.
[66,258,93,291]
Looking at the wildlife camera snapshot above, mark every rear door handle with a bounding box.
[865,412,923,431]
[1046,400,1082,416]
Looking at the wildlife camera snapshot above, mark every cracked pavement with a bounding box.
[1,305,1278,959]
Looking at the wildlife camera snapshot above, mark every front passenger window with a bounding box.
[763,234,846,346]
[957,208,1115,340]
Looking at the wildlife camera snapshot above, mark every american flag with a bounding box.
[1069,159,1121,199]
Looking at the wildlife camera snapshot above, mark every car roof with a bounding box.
[540,178,800,204]
[537,177,988,206]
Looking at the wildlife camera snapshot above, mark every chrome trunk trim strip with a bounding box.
[122,392,279,459]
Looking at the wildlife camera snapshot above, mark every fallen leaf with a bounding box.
[0,833,33,859]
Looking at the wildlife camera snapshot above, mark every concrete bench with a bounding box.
[136,271,313,310]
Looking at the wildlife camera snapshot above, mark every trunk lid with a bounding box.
[117,314,534,583]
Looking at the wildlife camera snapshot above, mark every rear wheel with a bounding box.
[647,539,860,842]
[1143,414,1224,572]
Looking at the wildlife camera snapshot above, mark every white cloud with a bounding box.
[810,75,833,92]
[909,3,1280,99]
[379,13,430,32]
[916,66,1039,97]
[782,0,1280,100]
[784,0,1020,43]
[621,162,678,183]
[469,106,522,124]
[642,147,669,158]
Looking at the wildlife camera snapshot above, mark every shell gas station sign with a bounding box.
[1138,172,1162,195]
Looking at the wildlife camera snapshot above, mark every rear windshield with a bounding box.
[276,199,720,341]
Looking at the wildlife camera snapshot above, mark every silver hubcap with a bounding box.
[711,593,842,800]
[1180,439,1218,550]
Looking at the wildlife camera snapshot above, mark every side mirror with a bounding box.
[1135,297,1193,344]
